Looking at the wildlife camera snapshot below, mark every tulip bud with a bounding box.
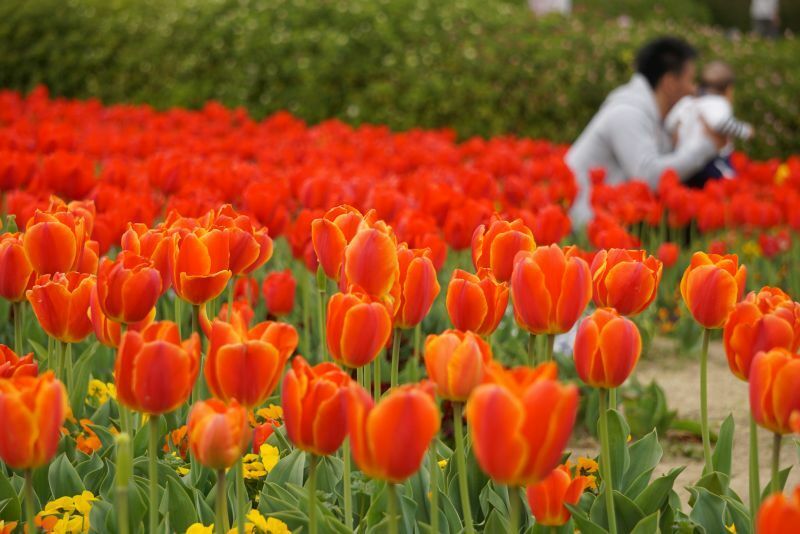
[574,308,642,389]
[27,272,95,343]
[526,463,591,526]
[590,249,662,316]
[680,252,746,329]
[188,399,251,470]
[749,348,800,435]
[757,485,800,533]
[424,330,492,402]
[395,245,440,329]
[0,233,34,302]
[326,291,392,368]
[471,217,536,283]
[262,270,296,317]
[445,268,508,336]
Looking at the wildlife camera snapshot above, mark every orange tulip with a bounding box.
[757,485,800,533]
[262,269,296,317]
[466,362,578,485]
[472,217,536,282]
[526,463,592,527]
[0,233,34,302]
[281,356,352,456]
[326,291,392,368]
[22,209,86,275]
[343,224,399,299]
[211,205,273,276]
[395,244,440,329]
[424,330,492,402]
[511,245,592,335]
[205,316,297,408]
[749,348,800,435]
[121,223,174,290]
[445,268,508,336]
[724,287,800,381]
[656,242,679,269]
[27,272,95,343]
[347,380,440,482]
[590,249,662,316]
[171,229,232,305]
[89,286,155,348]
[96,251,162,324]
[680,252,746,329]
[311,205,371,280]
[0,345,37,379]
[0,371,67,469]
[574,308,642,389]
[187,398,251,470]
[114,321,200,414]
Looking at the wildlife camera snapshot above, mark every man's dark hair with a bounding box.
[635,37,697,89]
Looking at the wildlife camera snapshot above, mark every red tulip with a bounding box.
[424,330,492,402]
[591,249,662,316]
[395,244,440,329]
[0,233,34,302]
[326,291,393,368]
[749,348,800,435]
[262,269,296,317]
[0,345,37,379]
[526,463,592,526]
[680,252,747,329]
[445,268,508,336]
[472,216,536,282]
[27,272,95,343]
[187,398,251,470]
[96,251,162,324]
[757,484,800,533]
[574,308,642,388]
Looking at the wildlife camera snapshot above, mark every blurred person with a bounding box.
[751,0,780,38]
[666,60,754,189]
[529,0,571,16]
[566,37,724,227]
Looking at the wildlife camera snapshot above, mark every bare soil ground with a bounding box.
[570,337,799,506]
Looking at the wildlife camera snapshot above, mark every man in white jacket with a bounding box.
[566,37,722,227]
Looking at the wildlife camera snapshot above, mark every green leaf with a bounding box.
[630,511,660,534]
[722,495,752,534]
[69,341,100,418]
[623,430,663,497]
[613,491,647,533]
[0,469,21,521]
[711,414,735,478]
[165,474,198,532]
[606,409,631,490]
[761,465,792,501]
[484,509,510,533]
[634,466,685,516]
[691,471,730,500]
[688,487,727,534]
[49,452,85,498]
[436,487,462,534]
[565,503,608,534]
[266,448,306,486]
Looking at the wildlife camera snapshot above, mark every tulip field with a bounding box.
[2,86,800,534]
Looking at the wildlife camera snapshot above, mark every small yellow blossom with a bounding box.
[775,163,790,185]
[742,240,760,260]
[260,444,280,472]
[40,497,76,516]
[186,524,214,534]
[87,380,116,404]
[256,405,283,422]
[626,434,632,443]
[726,523,737,533]
[437,459,448,469]
[177,466,190,476]
[72,492,96,515]
[577,457,598,474]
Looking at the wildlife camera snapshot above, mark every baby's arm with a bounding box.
[716,116,754,140]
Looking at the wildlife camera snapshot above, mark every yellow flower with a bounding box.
[177,466,190,476]
[256,405,283,422]
[726,524,737,533]
[259,444,280,473]
[775,163,790,185]
[742,240,760,260]
[264,517,291,534]
[40,496,76,516]
[186,523,214,534]
[72,491,96,516]
[87,380,115,404]
[577,457,599,474]
[52,514,86,534]
[437,459,448,469]
[246,510,268,532]
[585,475,597,491]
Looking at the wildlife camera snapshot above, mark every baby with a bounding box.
[665,60,754,188]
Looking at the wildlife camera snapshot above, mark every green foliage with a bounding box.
[0,0,799,158]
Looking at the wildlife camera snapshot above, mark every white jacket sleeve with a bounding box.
[604,105,718,189]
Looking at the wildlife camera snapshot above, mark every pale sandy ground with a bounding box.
[569,337,799,507]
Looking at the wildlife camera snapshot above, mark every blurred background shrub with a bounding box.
[0,0,797,158]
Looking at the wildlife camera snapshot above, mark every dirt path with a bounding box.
[570,337,799,507]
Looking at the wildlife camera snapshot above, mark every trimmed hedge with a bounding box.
[0,0,798,158]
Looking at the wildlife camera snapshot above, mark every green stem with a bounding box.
[64,342,73,396]
[316,266,327,362]
[25,469,35,533]
[174,294,182,338]
[148,416,160,534]
[544,333,555,363]
[749,415,760,532]
[453,403,474,534]
[236,457,246,534]
[308,454,318,534]
[429,447,439,534]
[13,301,22,355]
[191,304,205,403]
[364,360,372,394]
[772,433,782,495]
[527,333,536,366]
[374,353,382,402]
[215,469,227,534]
[609,388,617,411]
[116,433,132,534]
[387,483,399,534]
[343,438,353,530]
[301,267,312,356]
[390,328,401,388]
[599,390,618,534]
[411,323,422,382]
[508,486,519,534]
[227,278,235,322]
[700,328,713,475]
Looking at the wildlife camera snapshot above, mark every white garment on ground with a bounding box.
[751,0,779,19]
[565,74,717,228]
[665,94,753,162]
[528,0,571,16]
